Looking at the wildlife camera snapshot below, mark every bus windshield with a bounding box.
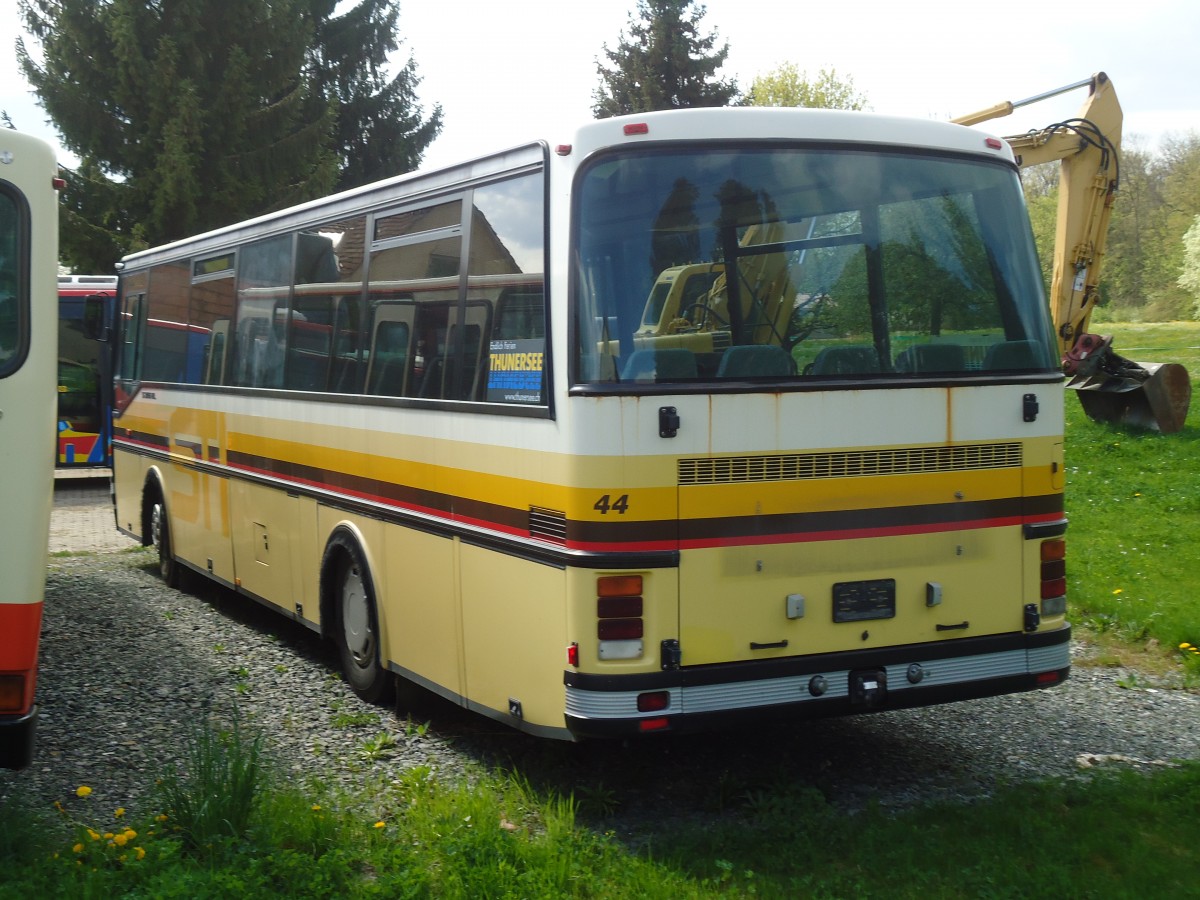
[573,145,1056,385]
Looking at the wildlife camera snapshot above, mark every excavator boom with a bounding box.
[954,73,1191,433]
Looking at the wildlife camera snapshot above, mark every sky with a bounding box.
[3,0,1199,172]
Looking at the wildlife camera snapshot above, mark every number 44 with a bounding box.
[593,494,629,515]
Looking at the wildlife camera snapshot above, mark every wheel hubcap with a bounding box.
[340,563,372,667]
[151,503,164,553]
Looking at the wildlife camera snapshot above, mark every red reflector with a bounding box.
[1035,671,1060,685]
[637,691,669,713]
[598,575,642,597]
[598,595,643,618]
[623,123,649,136]
[555,144,572,156]
[638,716,670,732]
[598,618,643,640]
[52,176,67,191]
[566,642,579,667]
[1041,577,1067,600]
[985,137,1005,150]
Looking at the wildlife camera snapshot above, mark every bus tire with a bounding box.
[149,487,180,588]
[325,534,393,704]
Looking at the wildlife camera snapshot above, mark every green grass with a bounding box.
[1063,321,1200,674]
[3,731,1198,897]
[5,321,1197,895]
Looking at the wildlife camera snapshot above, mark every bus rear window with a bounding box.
[573,146,1056,387]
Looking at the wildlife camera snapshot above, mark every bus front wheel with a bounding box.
[326,536,393,704]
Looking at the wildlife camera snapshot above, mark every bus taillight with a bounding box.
[597,575,644,660]
[1040,539,1067,614]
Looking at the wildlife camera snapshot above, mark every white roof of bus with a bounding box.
[121,107,1011,269]
[569,107,1013,163]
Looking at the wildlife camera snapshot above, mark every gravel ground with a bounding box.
[3,480,1199,842]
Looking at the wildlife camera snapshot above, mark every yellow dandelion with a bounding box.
[123,829,137,840]
[373,820,386,829]
[135,847,146,861]
[114,807,125,818]
[1182,643,1193,650]
[103,832,114,840]
[311,804,321,812]
[75,786,92,798]
[1112,588,1123,595]
[72,843,83,854]
[113,833,128,847]
[155,814,168,823]
[87,829,100,841]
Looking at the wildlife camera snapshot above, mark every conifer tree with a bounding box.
[17,0,440,271]
[306,0,442,192]
[593,0,739,118]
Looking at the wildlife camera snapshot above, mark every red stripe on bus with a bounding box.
[158,452,1064,555]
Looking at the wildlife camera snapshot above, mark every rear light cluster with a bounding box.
[1040,539,1067,616]
[596,575,644,660]
[572,573,674,731]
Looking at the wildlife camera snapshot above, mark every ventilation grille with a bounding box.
[529,506,567,544]
[678,442,1022,485]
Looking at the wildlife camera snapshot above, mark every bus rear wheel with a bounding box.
[149,491,180,588]
[327,536,393,704]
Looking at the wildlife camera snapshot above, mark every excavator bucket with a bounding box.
[1065,336,1192,433]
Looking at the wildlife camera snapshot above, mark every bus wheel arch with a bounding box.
[320,528,393,704]
[143,472,180,588]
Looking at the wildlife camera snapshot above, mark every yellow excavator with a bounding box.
[953,72,1191,433]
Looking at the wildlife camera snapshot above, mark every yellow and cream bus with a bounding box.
[111,108,1069,739]
[1,130,59,768]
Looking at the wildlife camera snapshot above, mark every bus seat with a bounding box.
[716,344,795,378]
[367,352,407,396]
[983,340,1040,371]
[895,343,965,373]
[620,348,697,382]
[808,346,880,376]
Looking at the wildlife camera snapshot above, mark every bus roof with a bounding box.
[119,107,1012,272]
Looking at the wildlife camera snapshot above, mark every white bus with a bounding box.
[0,130,59,768]
[111,108,1069,739]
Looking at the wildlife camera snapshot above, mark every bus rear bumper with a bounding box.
[0,706,38,770]
[564,626,1070,739]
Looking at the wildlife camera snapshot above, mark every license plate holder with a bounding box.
[833,578,896,623]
